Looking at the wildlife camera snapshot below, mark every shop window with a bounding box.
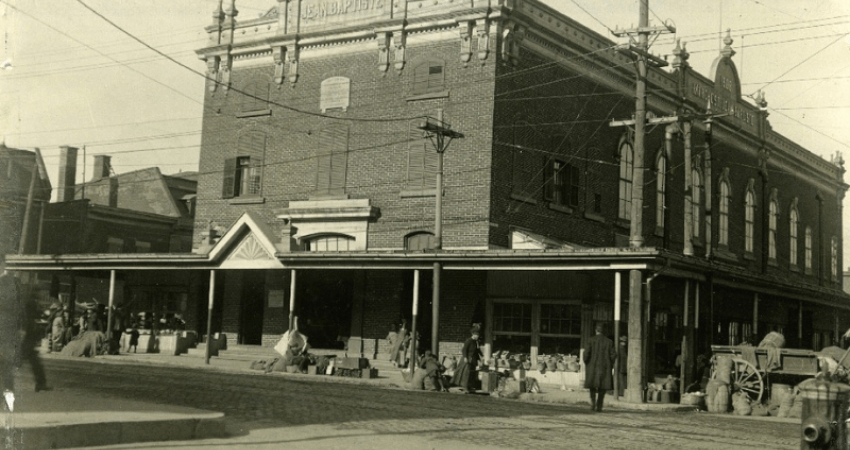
[719,180,730,246]
[544,160,579,207]
[222,131,266,199]
[412,60,445,95]
[539,303,581,355]
[618,139,633,220]
[305,234,354,251]
[405,232,434,251]
[407,120,437,191]
[789,206,798,267]
[745,187,756,254]
[493,302,532,333]
[655,152,666,231]
[315,125,349,196]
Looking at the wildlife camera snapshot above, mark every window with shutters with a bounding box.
[692,169,702,240]
[618,139,633,221]
[768,198,778,262]
[544,159,579,208]
[805,226,813,273]
[239,78,271,116]
[719,180,731,246]
[222,131,266,199]
[406,120,437,191]
[656,152,666,232]
[314,125,349,197]
[412,61,445,95]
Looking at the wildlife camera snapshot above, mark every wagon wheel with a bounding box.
[730,358,764,404]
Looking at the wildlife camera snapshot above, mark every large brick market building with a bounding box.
[8,0,849,396]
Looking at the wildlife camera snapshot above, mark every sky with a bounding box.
[1,0,849,257]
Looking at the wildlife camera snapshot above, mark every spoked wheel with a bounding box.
[730,358,764,404]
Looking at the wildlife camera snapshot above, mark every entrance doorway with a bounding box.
[239,271,265,345]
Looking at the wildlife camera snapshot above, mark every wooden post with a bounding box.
[613,271,622,398]
[289,269,297,331]
[680,280,689,393]
[431,262,440,355]
[106,270,116,342]
[627,270,644,403]
[205,270,216,365]
[410,270,420,378]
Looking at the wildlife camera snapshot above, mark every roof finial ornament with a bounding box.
[671,39,683,68]
[721,29,736,58]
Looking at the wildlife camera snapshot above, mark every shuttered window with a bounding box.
[241,79,269,112]
[407,121,437,190]
[412,61,445,95]
[315,125,349,195]
[222,131,266,198]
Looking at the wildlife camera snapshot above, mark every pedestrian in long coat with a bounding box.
[583,323,616,412]
[451,328,482,393]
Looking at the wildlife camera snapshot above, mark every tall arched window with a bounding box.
[805,226,813,272]
[745,187,756,254]
[768,198,778,261]
[618,139,634,220]
[719,180,730,246]
[831,236,838,282]
[656,151,666,231]
[789,203,799,268]
[692,169,702,239]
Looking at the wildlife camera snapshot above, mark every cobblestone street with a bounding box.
[32,357,799,449]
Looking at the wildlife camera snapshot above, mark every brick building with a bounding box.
[8,0,849,396]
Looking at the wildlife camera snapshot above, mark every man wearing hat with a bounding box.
[583,323,616,412]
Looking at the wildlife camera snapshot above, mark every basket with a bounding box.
[680,393,705,407]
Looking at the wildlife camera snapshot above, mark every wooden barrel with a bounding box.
[714,385,729,413]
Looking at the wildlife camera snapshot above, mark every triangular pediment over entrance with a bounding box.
[207,212,284,269]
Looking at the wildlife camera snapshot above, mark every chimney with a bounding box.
[57,146,78,202]
[92,155,111,181]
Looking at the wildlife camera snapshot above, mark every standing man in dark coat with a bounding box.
[451,327,482,393]
[584,323,616,412]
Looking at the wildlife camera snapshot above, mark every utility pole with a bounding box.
[418,114,463,355]
[609,0,674,403]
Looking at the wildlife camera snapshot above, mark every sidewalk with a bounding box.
[1,387,225,450]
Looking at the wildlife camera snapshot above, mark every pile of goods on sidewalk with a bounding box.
[645,374,680,403]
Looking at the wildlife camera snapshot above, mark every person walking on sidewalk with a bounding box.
[451,327,482,393]
[584,323,615,412]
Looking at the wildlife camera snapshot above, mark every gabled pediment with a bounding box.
[207,212,283,269]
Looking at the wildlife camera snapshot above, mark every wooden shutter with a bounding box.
[222,157,237,198]
[316,126,348,194]
[407,122,425,189]
[242,80,268,111]
[413,63,430,95]
[569,164,580,206]
[423,144,437,189]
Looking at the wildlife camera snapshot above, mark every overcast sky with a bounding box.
[2,0,849,257]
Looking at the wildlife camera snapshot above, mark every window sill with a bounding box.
[236,109,272,118]
[768,257,778,267]
[400,188,437,198]
[406,90,450,102]
[548,203,574,214]
[805,268,813,276]
[510,192,537,205]
[790,264,799,273]
[692,237,704,248]
[228,196,265,205]
[614,218,630,230]
[714,247,738,263]
[584,212,605,223]
[743,252,755,261]
[654,226,664,237]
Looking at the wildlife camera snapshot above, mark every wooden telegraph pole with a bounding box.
[609,0,674,403]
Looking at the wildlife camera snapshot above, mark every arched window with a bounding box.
[789,202,799,267]
[805,226,813,272]
[768,198,778,261]
[719,180,730,246]
[405,232,435,251]
[305,234,355,252]
[655,151,666,231]
[618,139,634,220]
[832,236,838,281]
[692,169,702,239]
[745,187,756,254]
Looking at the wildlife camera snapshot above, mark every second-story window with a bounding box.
[618,139,634,221]
[222,131,266,198]
[789,206,799,267]
[544,160,579,207]
[412,61,445,95]
[692,169,702,240]
[315,125,349,196]
[768,198,778,261]
[241,78,270,113]
[745,187,756,254]
[805,226,813,272]
[407,120,437,191]
[719,180,730,246]
[832,236,838,282]
[656,152,666,231]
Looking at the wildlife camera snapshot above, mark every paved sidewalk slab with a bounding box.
[1,389,225,450]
